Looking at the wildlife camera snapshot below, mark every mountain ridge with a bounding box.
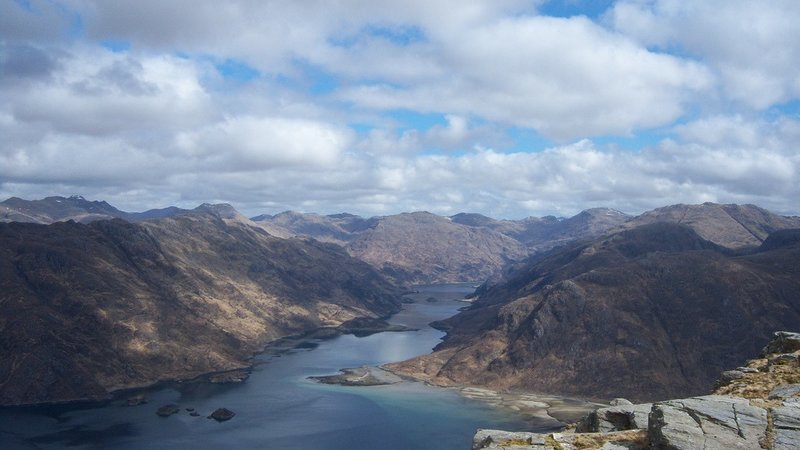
[385,222,800,402]
[0,208,402,406]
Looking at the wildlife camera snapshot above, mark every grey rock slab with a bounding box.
[769,384,800,400]
[472,429,550,450]
[577,403,652,432]
[598,443,634,450]
[772,404,800,450]
[648,395,767,450]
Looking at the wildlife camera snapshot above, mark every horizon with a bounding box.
[2,1,799,218]
[3,193,796,222]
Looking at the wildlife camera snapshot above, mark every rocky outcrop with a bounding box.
[575,400,651,433]
[388,223,800,401]
[473,331,800,449]
[0,209,402,406]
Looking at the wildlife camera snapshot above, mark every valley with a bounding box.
[2,196,800,449]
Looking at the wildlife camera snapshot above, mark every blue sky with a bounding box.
[1,0,799,218]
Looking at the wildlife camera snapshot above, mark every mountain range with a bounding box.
[3,196,635,284]
[0,195,188,224]
[2,195,800,405]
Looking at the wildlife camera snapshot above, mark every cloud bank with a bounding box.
[1,0,798,218]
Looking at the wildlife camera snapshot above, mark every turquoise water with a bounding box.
[0,284,549,449]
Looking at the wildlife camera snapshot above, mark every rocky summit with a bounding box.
[386,222,800,401]
[473,330,800,449]
[0,207,402,406]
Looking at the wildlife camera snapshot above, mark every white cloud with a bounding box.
[176,116,352,169]
[1,0,798,219]
[608,0,800,109]
[7,46,214,135]
[335,15,713,140]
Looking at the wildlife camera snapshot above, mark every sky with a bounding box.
[1,0,799,219]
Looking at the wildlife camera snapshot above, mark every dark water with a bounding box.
[0,284,544,449]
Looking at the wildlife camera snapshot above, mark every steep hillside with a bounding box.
[344,212,528,284]
[622,202,800,249]
[0,208,401,406]
[386,223,800,402]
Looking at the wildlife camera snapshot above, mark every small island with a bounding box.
[309,366,403,386]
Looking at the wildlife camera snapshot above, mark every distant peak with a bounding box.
[194,203,241,219]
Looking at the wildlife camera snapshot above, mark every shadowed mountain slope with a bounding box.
[386,223,800,402]
[0,208,401,406]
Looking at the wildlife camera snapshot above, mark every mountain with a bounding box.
[0,195,190,224]
[345,212,528,284]
[386,223,800,402]
[621,202,800,249]
[0,207,402,406]
[451,208,631,252]
[252,211,528,284]
[250,210,370,244]
[251,209,630,284]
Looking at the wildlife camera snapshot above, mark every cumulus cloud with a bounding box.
[333,14,712,140]
[175,116,352,169]
[608,0,800,109]
[5,46,214,135]
[1,0,798,218]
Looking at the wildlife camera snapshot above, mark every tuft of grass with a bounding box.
[572,430,647,450]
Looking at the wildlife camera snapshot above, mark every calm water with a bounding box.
[0,284,548,449]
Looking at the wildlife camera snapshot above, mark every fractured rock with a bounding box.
[648,395,767,450]
[772,403,800,450]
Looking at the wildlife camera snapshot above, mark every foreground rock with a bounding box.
[648,395,767,449]
[473,331,800,449]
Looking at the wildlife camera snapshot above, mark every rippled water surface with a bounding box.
[1,284,545,449]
